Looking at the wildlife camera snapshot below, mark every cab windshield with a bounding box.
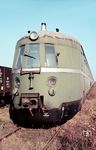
[16,45,25,68]
[14,43,57,69]
[15,43,40,68]
[26,44,40,68]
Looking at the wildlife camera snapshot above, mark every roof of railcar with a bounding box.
[17,31,80,45]
[39,31,79,43]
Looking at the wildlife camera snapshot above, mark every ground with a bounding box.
[0,82,96,150]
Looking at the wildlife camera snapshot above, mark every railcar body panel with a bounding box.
[12,71,83,108]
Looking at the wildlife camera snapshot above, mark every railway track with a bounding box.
[0,107,63,149]
[11,124,63,150]
[0,123,63,150]
[0,122,21,141]
[42,125,63,150]
[0,106,21,143]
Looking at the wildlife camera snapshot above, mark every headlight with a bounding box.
[29,31,39,41]
[48,76,57,86]
[15,77,20,88]
[48,88,56,96]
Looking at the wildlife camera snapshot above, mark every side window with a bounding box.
[45,44,57,67]
[16,45,25,68]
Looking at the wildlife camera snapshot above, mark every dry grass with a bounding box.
[0,82,96,150]
[48,82,96,150]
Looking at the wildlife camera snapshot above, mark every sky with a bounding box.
[0,0,96,80]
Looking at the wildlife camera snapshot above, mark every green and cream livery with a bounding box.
[10,23,94,124]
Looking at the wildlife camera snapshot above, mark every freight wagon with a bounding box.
[0,66,12,105]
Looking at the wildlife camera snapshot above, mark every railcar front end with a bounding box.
[10,23,94,125]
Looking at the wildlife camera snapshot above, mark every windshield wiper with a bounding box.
[24,53,36,59]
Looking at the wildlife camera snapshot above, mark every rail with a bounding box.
[0,122,21,141]
[42,126,63,150]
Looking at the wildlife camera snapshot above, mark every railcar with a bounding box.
[10,23,94,125]
[0,66,11,105]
